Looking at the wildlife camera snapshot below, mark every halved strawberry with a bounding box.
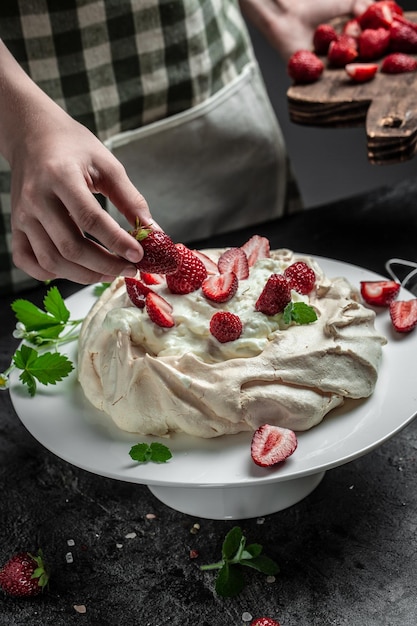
[313,23,338,55]
[240,235,270,267]
[360,280,400,306]
[251,424,298,467]
[287,49,324,84]
[358,1,402,30]
[255,274,291,316]
[129,220,179,274]
[125,276,153,308]
[327,36,358,68]
[166,244,208,294]
[217,247,249,279]
[284,261,316,295]
[145,292,175,328]
[358,28,390,60]
[191,250,219,275]
[140,271,165,285]
[381,52,417,73]
[389,299,417,332]
[209,311,243,343]
[202,272,238,303]
[343,18,362,40]
[345,62,378,82]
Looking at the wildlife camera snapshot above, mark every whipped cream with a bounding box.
[78,249,386,438]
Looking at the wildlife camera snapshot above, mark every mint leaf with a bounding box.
[283,301,317,325]
[129,442,172,463]
[43,286,70,323]
[222,526,244,560]
[215,562,245,598]
[240,554,280,575]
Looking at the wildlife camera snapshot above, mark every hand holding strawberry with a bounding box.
[129,219,180,275]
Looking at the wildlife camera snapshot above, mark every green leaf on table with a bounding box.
[215,562,245,598]
[129,441,172,464]
[222,526,244,560]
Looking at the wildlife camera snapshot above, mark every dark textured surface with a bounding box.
[1,177,417,625]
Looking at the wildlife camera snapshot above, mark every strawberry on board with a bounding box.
[145,292,175,328]
[202,272,238,303]
[287,49,324,84]
[360,280,400,306]
[284,261,316,295]
[389,299,417,332]
[327,35,358,68]
[255,274,291,316]
[0,550,49,597]
[345,62,378,83]
[251,618,281,626]
[381,52,417,74]
[251,424,298,467]
[166,244,208,294]
[343,18,362,40]
[358,1,402,30]
[240,235,270,267]
[128,220,179,275]
[313,23,338,55]
[358,27,391,60]
[390,17,417,53]
[209,311,243,343]
[217,247,249,279]
[125,276,153,308]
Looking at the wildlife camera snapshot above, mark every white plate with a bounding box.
[9,256,417,519]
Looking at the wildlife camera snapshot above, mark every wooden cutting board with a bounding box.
[287,12,417,164]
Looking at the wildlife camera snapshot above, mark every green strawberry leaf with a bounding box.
[129,442,172,463]
[43,286,70,323]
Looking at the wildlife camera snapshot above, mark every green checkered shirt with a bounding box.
[0,0,255,294]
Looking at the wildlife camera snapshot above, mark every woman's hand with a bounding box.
[240,0,374,59]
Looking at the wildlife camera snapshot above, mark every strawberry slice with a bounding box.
[209,311,243,343]
[345,62,378,83]
[358,1,402,30]
[251,424,298,467]
[145,292,175,328]
[255,274,291,316]
[360,280,400,306]
[125,276,153,308]
[140,271,165,285]
[240,235,270,267]
[191,249,219,275]
[343,18,362,40]
[202,272,239,303]
[389,299,417,332]
[217,247,249,279]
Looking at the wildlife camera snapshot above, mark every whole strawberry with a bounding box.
[251,618,281,626]
[287,50,324,84]
[166,244,208,294]
[129,220,179,274]
[313,23,338,55]
[0,550,49,597]
[209,311,243,343]
[284,261,316,295]
[255,274,291,316]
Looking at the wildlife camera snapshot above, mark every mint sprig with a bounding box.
[200,526,279,597]
[129,442,172,464]
[283,301,317,325]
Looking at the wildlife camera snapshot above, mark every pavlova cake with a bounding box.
[78,231,386,438]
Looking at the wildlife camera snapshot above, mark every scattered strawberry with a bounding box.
[217,247,249,280]
[358,27,391,60]
[390,17,417,53]
[360,280,400,306]
[251,424,298,467]
[389,299,417,332]
[284,261,316,294]
[287,49,324,84]
[343,18,362,40]
[0,550,49,597]
[129,220,179,274]
[209,311,243,343]
[145,292,175,328]
[166,244,208,294]
[313,23,338,55]
[251,619,281,626]
[240,235,270,267]
[358,1,402,30]
[381,52,417,73]
[191,250,219,275]
[140,271,165,285]
[125,276,153,308]
[202,272,239,303]
[327,35,358,68]
[345,62,378,82]
[255,274,291,316]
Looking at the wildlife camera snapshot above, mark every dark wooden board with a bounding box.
[287,13,417,164]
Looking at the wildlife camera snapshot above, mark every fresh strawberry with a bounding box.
[358,1,402,30]
[358,28,391,60]
[166,244,208,294]
[313,23,338,55]
[255,274,291,316]
[145,292,175,328]
[389,299,417,332]
[343,18,362,40]
[129,220,179,275]
[202,272,238,303]
[240,235,270,267]
[345,62,378,82]
[251,619,281,626]
[389,18,417,53]
[284,261,316,295]
[209,311,243,343]
[0,550,49,597]
[327,36,358,68]
[287,50,324,84]
[217,247,249,279]
[125,276,153,308]
[381,52,417,73]
[360,280,400,306]
[191,250,219,275]
[140,271,165,285]
[251,424,298,467]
